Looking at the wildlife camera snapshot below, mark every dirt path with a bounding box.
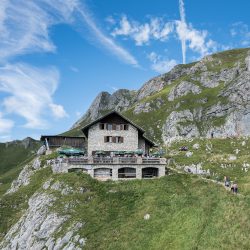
[167,160,244,197]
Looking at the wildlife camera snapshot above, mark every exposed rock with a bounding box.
[192,143,200,149]
[37,145,46,155]
[162,110,200,144]
[186,151,193,157]
[0,193,65,250]
[184,163,210,175]
[6,165,33,194]
[228,155,237,161]
[32,158,41,170]
[144,214,150,220]
[133,102,152,114]
[72,89,136,128]
[0,192,85,250]
[168,81,201,101]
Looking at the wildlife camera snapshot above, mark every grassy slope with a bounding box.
[0,140,40,196]
[1,164,250,249]
[168,137,250,196]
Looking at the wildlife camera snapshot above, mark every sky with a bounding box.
[0,0,250,142]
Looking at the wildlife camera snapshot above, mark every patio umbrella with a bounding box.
[58,148,85,156]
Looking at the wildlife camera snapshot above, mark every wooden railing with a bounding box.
[68,157,88,165]
[142,158,161,164]
[93,157,114,164]
[49,156,166,165]
[118,157,137,164]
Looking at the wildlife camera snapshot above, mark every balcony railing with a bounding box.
[49,156,166,166]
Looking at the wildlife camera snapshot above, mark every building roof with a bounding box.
[81,110,157,147]
[40,135,85,141]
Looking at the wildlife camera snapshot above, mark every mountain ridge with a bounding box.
[66,47,250,145]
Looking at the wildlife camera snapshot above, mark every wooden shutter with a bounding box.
[112,136,116,143]
[112,124,116,130]
[104,136,108,143]
[120,137,124,143]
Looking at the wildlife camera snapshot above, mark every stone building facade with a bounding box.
[82,111,156,156]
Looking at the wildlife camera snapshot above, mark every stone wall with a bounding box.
[67,164,165,180]
[87,123,139,155]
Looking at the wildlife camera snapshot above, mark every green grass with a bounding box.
[0,167,52,239]
[168,137,250,196]
[0,140,41,196]
[44,172,250,249]
[0,140,40,175]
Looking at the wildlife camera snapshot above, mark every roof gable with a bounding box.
[82,111,145,137]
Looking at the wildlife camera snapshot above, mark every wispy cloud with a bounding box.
[76,4,138,67]
[230,22,250,46]
[111,0,218,65]
[112,15,174,46]
[0,63,67,129]
[148,52,177,74]
[178,0,186,64]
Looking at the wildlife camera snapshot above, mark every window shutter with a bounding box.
[112,124,116,130]
[120,137,124,143]
[112,136,116,143]
[104,136,107,143]
[99,123,102,129]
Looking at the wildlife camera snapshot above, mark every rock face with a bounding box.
[6,157,42,194]
[70,48,250,144]
[72,89,136,128]
[1,182,86,250]
[162,110,200,144]
[168,81,201,101]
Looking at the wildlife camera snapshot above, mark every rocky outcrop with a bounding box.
[162,110,200,144]
[168,81,201,101]
[6,157,41,194]
[0,192,85,250]
[72,89,136,128]
[1,177,87,250]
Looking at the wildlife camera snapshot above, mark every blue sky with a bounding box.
[0,0,249,142]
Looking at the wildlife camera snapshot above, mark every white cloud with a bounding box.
[112,16,174,46]
[76,5,138,67]
[176,0,218,63]
[0,1,54,61]
[148,52,177,74]
[0,63,67,129]
[0,0,137,67]
[111,1,218,63]
[230,22,250,46]
[49,103,68,119]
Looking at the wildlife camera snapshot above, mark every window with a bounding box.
[120,124,129,130]
[107,124,112,130]
[118,136,124,143]
[99,123,105,130]
[104,136,124,143]
[104,136,112,143]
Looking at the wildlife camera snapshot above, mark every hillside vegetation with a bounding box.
[0,138,40,196]
[1,159,250,249]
